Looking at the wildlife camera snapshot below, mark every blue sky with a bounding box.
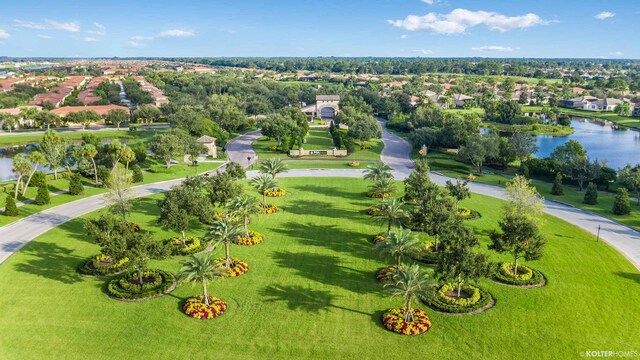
[0,0,637,58]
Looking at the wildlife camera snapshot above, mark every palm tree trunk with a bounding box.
[14,175,22,199]
[457,274,462,297]
[387,219,392,234]
[514,256,519,275]
[244,216,249,237]
[396,255,401,269]
[262,192,267,209]
[202,280,209,306]
[404,295,414,323]
[225,242,231,269]
[22,168,38,196]
[435,235,439,252]
[181,230,186,246]
[137,266,144,285]
[91,158,98,184]
[53,168,58,180]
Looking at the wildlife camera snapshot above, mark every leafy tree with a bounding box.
[250,174,277,208]
[33,110,60,130]
[133,104,162,127]
[40,130,68,180]
[150,133,185,168]
[551,173,564,196]
[224,161,245,181]
[68,173,84,195]
[375,229,421,269]
[127,229,169,285]
[204,173,243,208]
[158,180,207,245]
[261,114,297,147]
[177,253,225,306]
[78,144,99,184]
[372,198,408,235]
[384,263,434,323]
[436,224,491,297]
[403,159,437,205]
[504,175,545,225]
[566,157,601,191]
[347,116,382,146]
[259,158,288,179]
[104,168,133,220]
[445,179,470,211]
[612,188,631,215]
[226,194,261,237]
[1,114,17,132]
[613,102,631,116]
[550,139,587,166]
[618,164,640,206]
[207,219,243,269]
[132,164,144,183]
[583,182,598,205]
[363,162,393,182]
[497,100,521,123]
[412,192,459,252]
[4,194,18,216]
[35,184,50,205]
[106,108,129,130]
[11,153,32,199]
[509,132,538,164]
[490,213,546,275]
[457,133,499,173]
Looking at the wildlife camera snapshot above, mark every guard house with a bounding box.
[196,135,217,158]
[300,95,340,120]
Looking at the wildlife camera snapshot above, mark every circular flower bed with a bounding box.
[183,295,227,319]
[383,307,432,336]
[348,161,360,167]
[214,257,249,277]
[367,206,381,216]
[410,243,438,265]
[107,269,176,301]
[376,265,398,283]
[235,230,264,245]
[265,188,286,197]
[77,254,129,276]
[368,192,392,199]
[164,236,208,256]
[493,262,546,287]
[458,207,482,220]
[372,232,387,244]
[424,283,494,314]
[263,204,278,214]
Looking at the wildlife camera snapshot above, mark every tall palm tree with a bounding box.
[259,158,289,179]
[226,194,261,237]
[363,162,393,182]
[207,219,243,269]
[384,263,434,322]
[250,174,278,208]
[177,253,225,306]
[369,177,395,202]
[376,229,421,269]
[373,198,408,235]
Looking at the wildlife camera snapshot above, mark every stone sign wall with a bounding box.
[289,148,348,157]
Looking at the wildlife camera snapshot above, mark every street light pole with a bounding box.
[596,225,601,243]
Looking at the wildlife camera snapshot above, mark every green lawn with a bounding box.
[0,177,638,359]
[282,160,377,170]
[0,161,223,227]
[523,106,640,130]
[0,129,165,147]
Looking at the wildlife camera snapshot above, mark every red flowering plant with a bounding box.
[176,253,228,320]
[235,230,264,245]
[183,296,227,319]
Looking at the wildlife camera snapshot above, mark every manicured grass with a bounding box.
[523,106,640,130]
[0,129,165,147]
[485,122,574,136]
[0,161,222,227]
[302,129,335,149]
[0,177,638,359]
[281,160,377,170]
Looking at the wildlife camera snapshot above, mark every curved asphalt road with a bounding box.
[1,122,639,270]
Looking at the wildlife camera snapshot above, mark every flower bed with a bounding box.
[372,232,387,244]
[493,262,546,287]
[107,269,176,300]
[235,230,264,245]
[77,254,129,276]
[164,236,208,256]
[368,192,392,199]
[214,257,249,277]
[367,206,381,216]
[183,295,228,320]
[265,188,286,197]
[410,243,438,265]
[348,161,360,167]
[376,265,398,283]
[263,204,278,214]
[382,307,432,336]
[458,207,482,220]
[424,283,494,314]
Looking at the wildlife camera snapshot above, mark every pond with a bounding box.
[535,118,640,170]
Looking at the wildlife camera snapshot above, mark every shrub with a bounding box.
[97,166,111,187]
[263,204,278,214]
[612,188,631,215]
[77,254,130,276]
[265,188,286,197]
[35,184,50,205]
[372,233,386,244]
[164,236,208,256]
[30,171,46,187]
[106,269,175,300]
[458,207,481,220]
[382,307,431,336]
[424,283,493,314]
[4,194,18,216]
[583,182,598,205]
[214,258,249,277]
[344,138,356,154]
[376,265,398,283]
[235,230,264,245]
[551,173,564,196]
[68,173,84,195]
[493,262,545,286]
[183,296,227,319]
[131,143,147,163]
[131,164,144,183]
[348,161,360,167]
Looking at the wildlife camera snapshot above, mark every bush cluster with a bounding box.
[214,258,249,277]
[263,204,278,214]
[424,283,493,314]
[106,269,175,300]
[35,184,50,205]
[165,236,208,256]
[494,262,545,286]
[77,254,130,276]
[265,188,286,197]
[458,207,482,220]
[235,231,264,245]
[382,307,432,336]
[183,296,227,320]
[68,173,84,195]
[376,265,398,283]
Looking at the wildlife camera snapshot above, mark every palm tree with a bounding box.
[207,219,243,269]
[384,263,434,322]
[177,253,225,306]
[363,162,393,182]
[250,174,278,208]
[226,194,261,237]
[22,151,46,196]
[373,198,408,235]
[369,177,395,202]
[376,229,421,269]
[259,158,288,179]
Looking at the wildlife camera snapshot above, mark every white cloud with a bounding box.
[595,11,615,20]
[37,34,52,39]
[472,45,515,52]
[400,34,408,39]
[422,0,435,4]
[131,35,154,41]
[88,22,106,35]
[389,8,551,34]
[83,37,97,42]
[610,51,624,57]
[0,28,10,40]
[158,29,195,38]
[412,49,433,55]
[128,41,143,47]
[14,19,80,32]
